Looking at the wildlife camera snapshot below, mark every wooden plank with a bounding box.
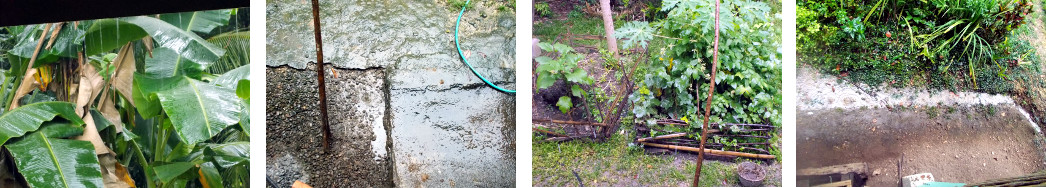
[798,163,868,176]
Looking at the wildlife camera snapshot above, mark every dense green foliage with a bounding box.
[536,42,595,114]
[799,0,1034,92]
[616,0,782,130]
[0,9,249,188]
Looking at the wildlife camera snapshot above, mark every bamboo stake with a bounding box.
[532,118,608,127]
[695,0,720,186]
[642,142,775,159]
[636,133,686,142]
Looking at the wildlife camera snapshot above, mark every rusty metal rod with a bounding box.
[310,0,330,152]
[694,0,720,186]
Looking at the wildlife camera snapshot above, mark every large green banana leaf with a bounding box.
[0,101,83,144]
[131,74,183,118]
[155,77,241,145]
[160,9,232,35]
[6,132,104,188]
[205,31,248,74]
[83,16,225,67]
[205,142,248,168]
[198,162,223,188]
[142,47,207,78]
[212,64,249,88]
[153,162,194,183]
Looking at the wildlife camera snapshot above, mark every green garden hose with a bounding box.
[455,0,516,94]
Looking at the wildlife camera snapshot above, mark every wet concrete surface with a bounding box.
[797,106,1046,186]
[266,0,516,187]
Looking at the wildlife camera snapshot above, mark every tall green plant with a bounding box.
[617,0,782,129]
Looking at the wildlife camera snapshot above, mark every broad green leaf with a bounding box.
[198,162,224,188]
[159,10,232,35]
[213,65,250,88]
[534,56,553,65]
[537,42,554,52]
[0,102,83,145]
[206,31,250,74]
[535,72,557,90]
[131,74,183,118]
[84,16,225,67]
[570,84,584,97]
[564,68,590,84]
[206,142,249,168]
[36,121,85,139]
[556,96,572,114]
[153,162,195,183]
[552,43,573,54]
[156,77,242,145]
[614,21,654,50]
[236,80,250,100]
[83,20,147,56]
[7,133,103,188]
[143,47,205,78]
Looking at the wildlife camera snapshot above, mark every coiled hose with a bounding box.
[455,0,516,93]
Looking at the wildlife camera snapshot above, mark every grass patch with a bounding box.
[533,120,772,186]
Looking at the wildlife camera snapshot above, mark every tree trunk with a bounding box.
[599,0,618,56]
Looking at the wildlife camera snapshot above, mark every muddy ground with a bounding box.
[797,64,1046,186]
[798,106,1046,186]
[266,0,516,187]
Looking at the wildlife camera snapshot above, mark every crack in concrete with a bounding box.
[392,81,516,92]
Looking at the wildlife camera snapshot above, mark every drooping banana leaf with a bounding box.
[204,142,248,168]
[211,64,248,88]
[153,162,195,183]
[131,74,183,118]
[160,9,233,35]
[0,101,83,145]
[6,132,104,188]
[155,77,241,145]
[36,121,85,138]
[198,162,223,188]
[142,47,207,78]
[83,16,225,68]
[205,31,248,74]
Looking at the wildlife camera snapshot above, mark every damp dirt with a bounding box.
[797,106,1046,186]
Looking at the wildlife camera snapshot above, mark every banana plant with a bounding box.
[0,8,250,188]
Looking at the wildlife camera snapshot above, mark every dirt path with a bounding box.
[798,106,1046,186]
[797,64,1046,186]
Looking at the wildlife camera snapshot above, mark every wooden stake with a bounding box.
[695,1,721,185]
[642,142,775,159]
[636,133,686,142]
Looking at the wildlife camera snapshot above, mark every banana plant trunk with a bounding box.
[310,0,331,152]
